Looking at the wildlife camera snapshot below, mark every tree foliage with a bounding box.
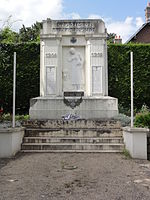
[19,22,42,42]
[0,27,18,43]
[0,21,41,43]
[107,33,116,44]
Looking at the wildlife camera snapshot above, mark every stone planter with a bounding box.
[0,127,25,158]
[123,127,149,159]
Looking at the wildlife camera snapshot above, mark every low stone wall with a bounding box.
[123,127,148,160]
[0,127,25,158]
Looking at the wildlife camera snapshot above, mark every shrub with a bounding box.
[15,114,30,121]
[134,105,150,128]
[122,148,131,159]
[1,113,12,121]
[134,112,150,128]
[113,113,130,127]
[0,113,29,121]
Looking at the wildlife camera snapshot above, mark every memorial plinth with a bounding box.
[29,19,118,119]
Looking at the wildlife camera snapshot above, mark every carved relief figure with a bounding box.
[68,48,84,90]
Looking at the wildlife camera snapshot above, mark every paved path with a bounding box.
[0,153,150,200]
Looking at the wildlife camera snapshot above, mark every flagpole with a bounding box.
[130,52,134,127]
[12,52,16,128]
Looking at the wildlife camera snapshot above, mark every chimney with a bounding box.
[145,1,150,22]
[114,35,122,44]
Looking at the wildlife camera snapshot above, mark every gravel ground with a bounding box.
[0,153,150,200]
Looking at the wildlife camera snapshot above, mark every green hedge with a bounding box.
[0,43,40,114]
[0,43,150,114]
[108,44,150,111]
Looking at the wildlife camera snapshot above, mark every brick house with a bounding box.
[126,2,150,43]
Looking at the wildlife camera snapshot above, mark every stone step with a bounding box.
[21,149,123,153]
[25,128,122,137]
[23,137,124,144]
[21,143,125,151]
[23,119,121,129]
[22,119,124,153]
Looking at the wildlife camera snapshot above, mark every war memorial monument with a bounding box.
[29,19,118,119]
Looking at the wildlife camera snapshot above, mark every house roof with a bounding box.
[125,22,150,43]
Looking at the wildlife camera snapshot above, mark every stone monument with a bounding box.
[29,19,118,119]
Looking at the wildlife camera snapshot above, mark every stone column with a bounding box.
[85,39,91,96]
[56,38,62,96]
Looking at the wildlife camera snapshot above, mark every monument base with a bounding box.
[29,96,118,120]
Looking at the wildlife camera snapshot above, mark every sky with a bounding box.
[0,0,148,42]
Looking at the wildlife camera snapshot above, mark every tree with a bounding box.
[19,22,42,42]
[0,27,18,43]
[0,20,42,43]
[0,15,20,43]
[0,15,21,30]
[107,33,116,44]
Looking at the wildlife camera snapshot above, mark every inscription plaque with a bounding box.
[64,91,84,97]
[46,52,57,58]
[92,66,102,94]
[46,66,56,95]
[51,21,98,34]
[91,52,103,57]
